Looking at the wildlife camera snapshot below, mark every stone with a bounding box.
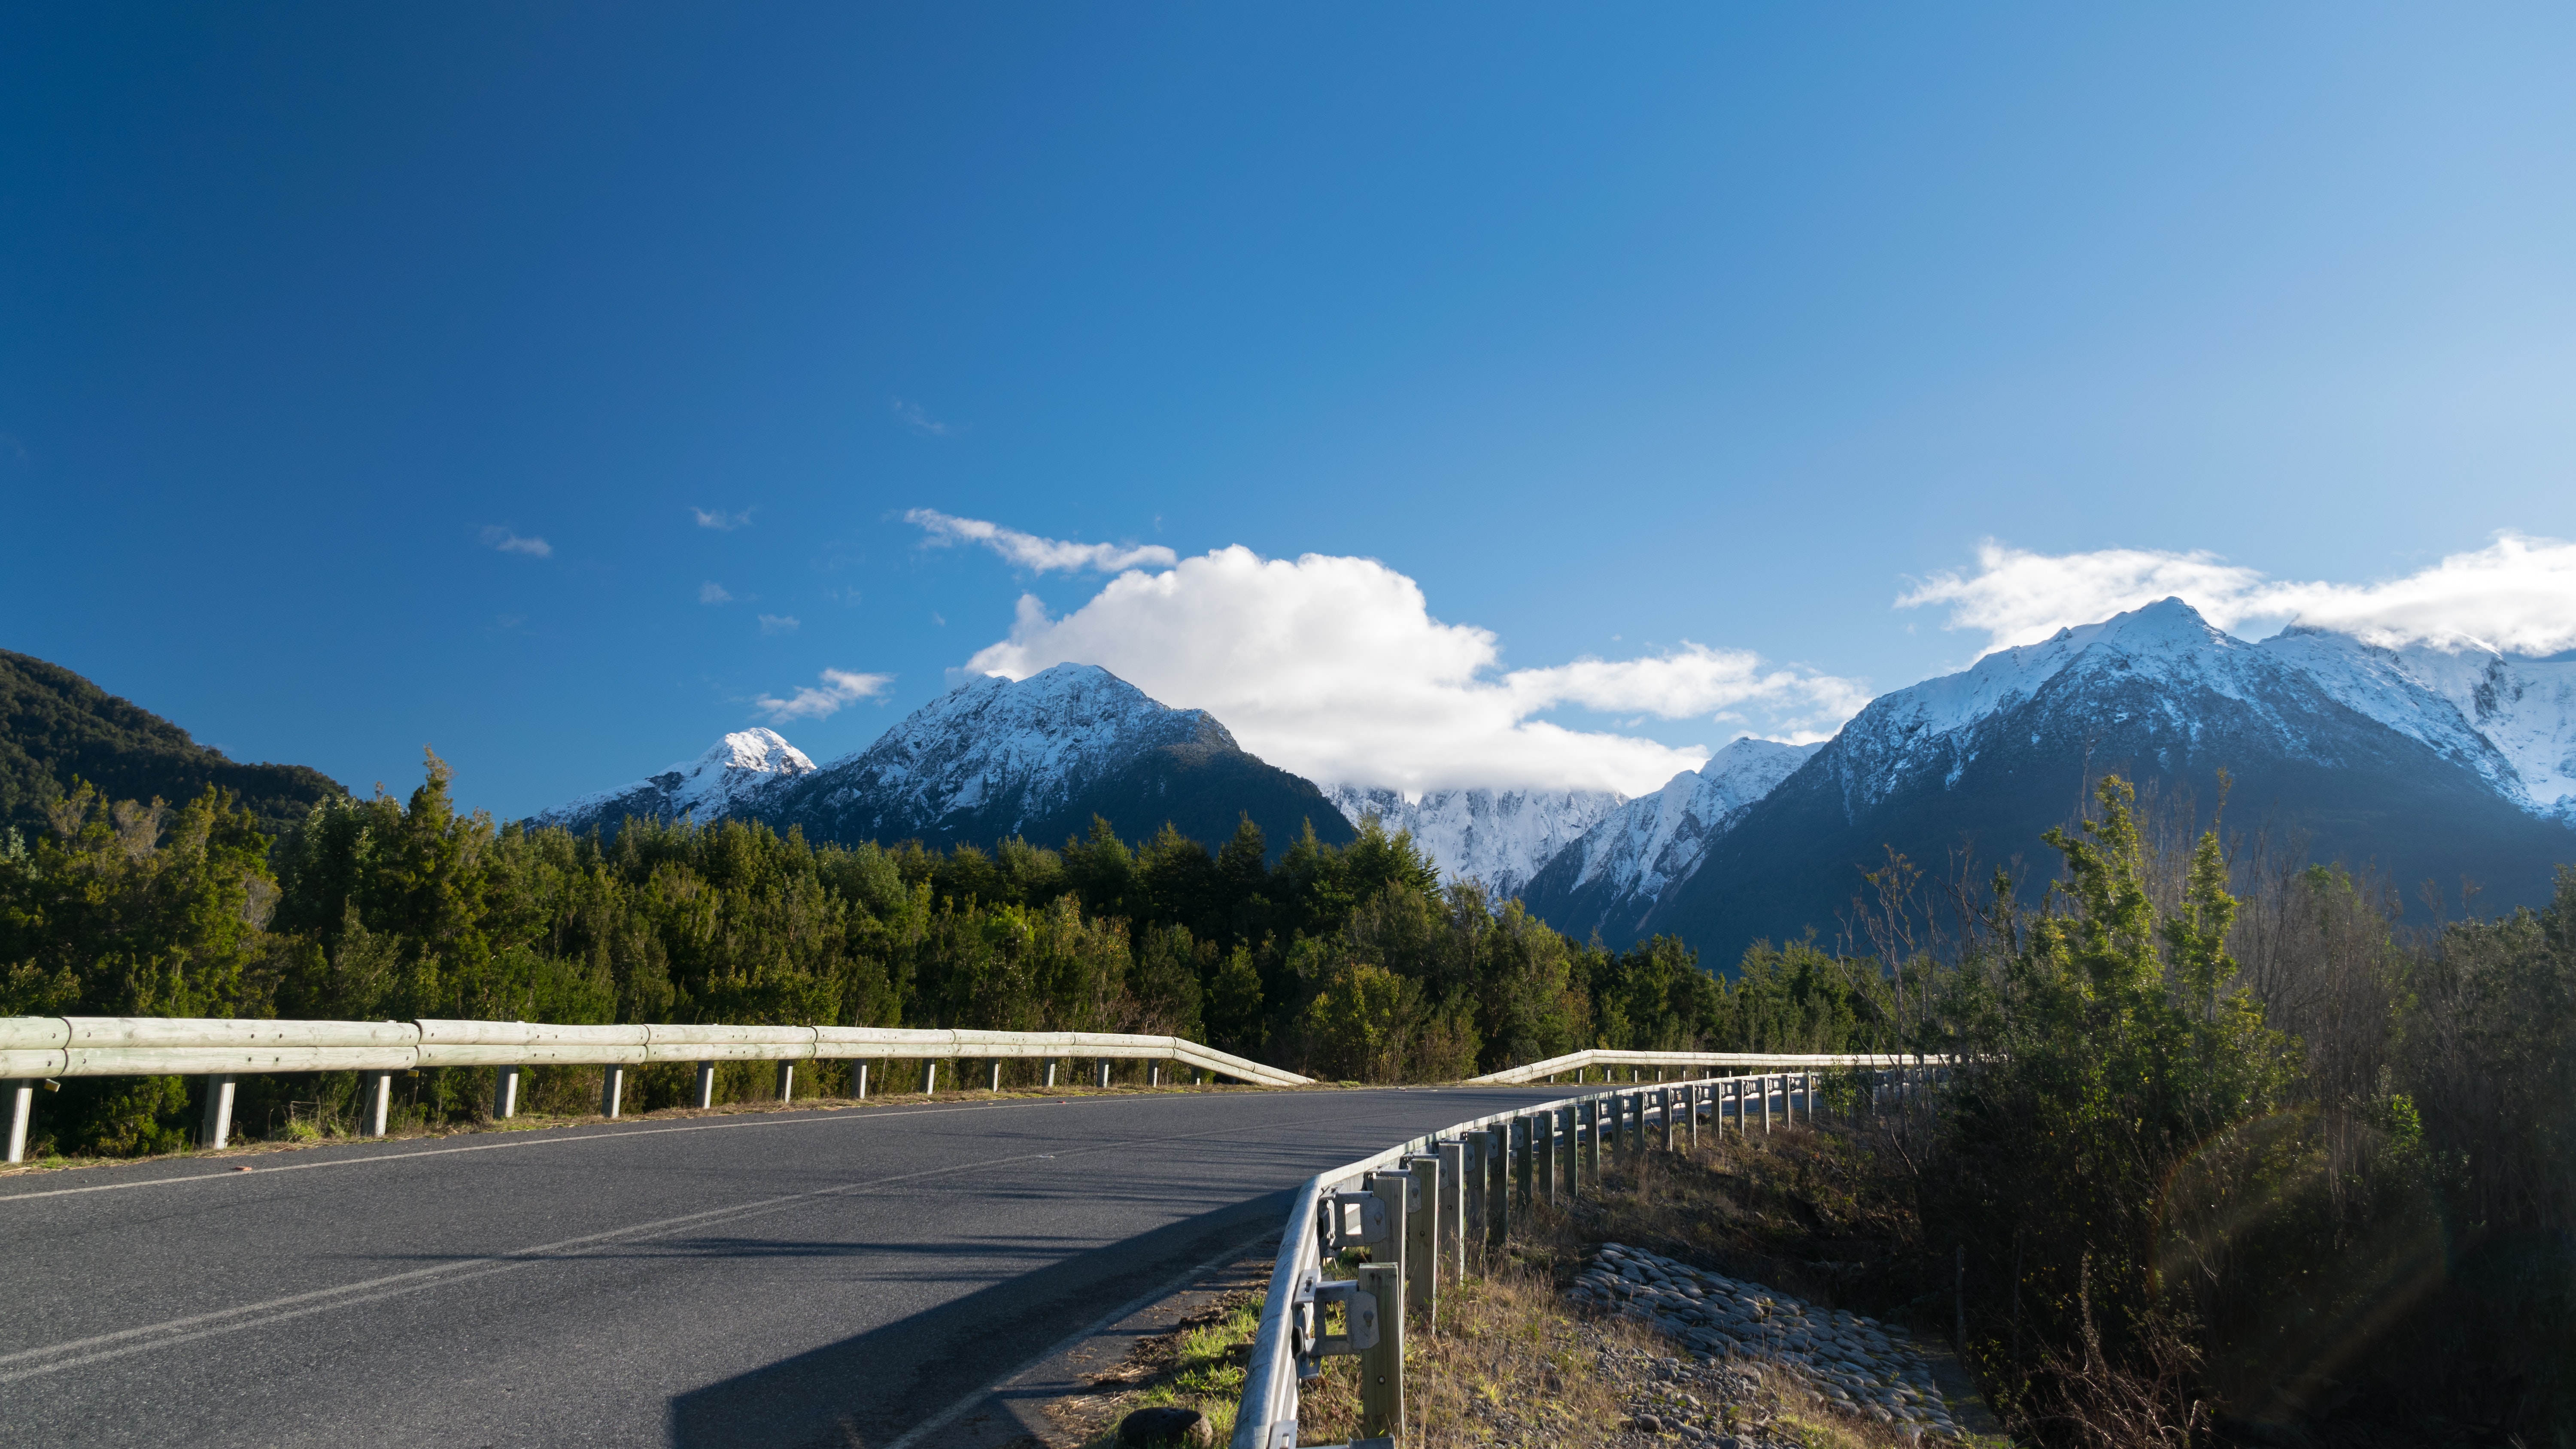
[1116,1405,1213,1446]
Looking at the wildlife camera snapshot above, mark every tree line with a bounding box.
[0,751,1900,1155]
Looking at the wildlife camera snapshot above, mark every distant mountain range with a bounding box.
[0,649,345,841]
[530,598,2576,961]
[531,663,1355,860]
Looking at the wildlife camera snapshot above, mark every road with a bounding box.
[0,1084,1558,1448]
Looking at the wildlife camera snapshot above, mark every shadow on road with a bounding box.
[666,1188,1290,1449]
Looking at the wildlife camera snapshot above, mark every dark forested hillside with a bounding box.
[0,650,344,841]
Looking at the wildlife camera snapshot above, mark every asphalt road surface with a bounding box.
[0,1085,1560,1448]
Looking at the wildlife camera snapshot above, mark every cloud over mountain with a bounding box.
[963,544,1866,795]
[1903,532,2576,657]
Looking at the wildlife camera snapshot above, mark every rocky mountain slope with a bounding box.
[1321,784,1625,899]
[533,664,1354,859]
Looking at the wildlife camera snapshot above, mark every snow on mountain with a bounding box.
[1534,738,1825,917]
[2263,627,2576,821]
[1321,785,1626,899]
[778,662,1232,838]
[530,727,817,831]
[1835,597,2295,808]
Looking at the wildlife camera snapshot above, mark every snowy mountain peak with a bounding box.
[1323,784,1626,899]
[699,727,816,776]
[530,724,819,831]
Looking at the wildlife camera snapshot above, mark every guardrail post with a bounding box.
[776,1061,797,1101]
[1458,1133,1485,1255]
[1045,1058,1057,1088]
[1364,1169,1411,1301]
[495,1064,522,1119]
[1684,1083,1699,1148]
[1556,1105,1576,1200]
[1399,1153,1439,1327]
[1529,1112,1551,1204]
[855,1062,869,1099]
[1434,1139,1466,1282]
[1356,1262,1404,1437]
[923,1060,939,1094]
[1566,1093,1587,1186]
[199,1073,236,1149]
[1654,1088,1671,1151]
[1485,1126,1509,1244]
[1149,1063,1160,1087]
[365,1071,392,1137]
[1761,1074,1773,1134]
[694,1062,715,1109]
[6,1079,33,1163]
[988,1060,1002,1092]
[1096,1059,1110,1089]
[601,1066,625,1119]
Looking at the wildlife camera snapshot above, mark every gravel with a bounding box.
[1565,1241,1969,1443]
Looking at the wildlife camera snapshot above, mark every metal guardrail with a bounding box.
[0,1015,1308,1162]
[1465,1048,1938,1085]
[1234,1059,1950,1449]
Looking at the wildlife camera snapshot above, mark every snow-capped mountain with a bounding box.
[1516,738,1823,941]
[531,728,817,833]
[1542,598,2576,957]
[2261,627,2576,823]
[1321,785,1626,899]
[532,665,1354,858]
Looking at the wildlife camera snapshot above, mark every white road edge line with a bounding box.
[0,1097,1060,1204]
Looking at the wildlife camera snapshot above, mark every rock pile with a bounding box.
[1568,1242,1965,1441]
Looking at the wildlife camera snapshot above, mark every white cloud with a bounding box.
[699,581,734,605]
[892,399,950,437]
[758,614,800,635]
[692,507,752,531]
[906,508,1179,575]
[756,668,893,722]
[1901,532,2576,657]
[480,526,552,559]
[963,546,1868,794]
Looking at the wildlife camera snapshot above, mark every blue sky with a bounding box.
[4,6,2573,814]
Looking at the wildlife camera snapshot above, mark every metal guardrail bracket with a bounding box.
[1316,1191,1388,1252]
[1304,1278,1380,1358]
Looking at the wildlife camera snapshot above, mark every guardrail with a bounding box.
[1234,1059,1950,1449]
[0,1016,1308,1163]
[1465,1048,1935,1086]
